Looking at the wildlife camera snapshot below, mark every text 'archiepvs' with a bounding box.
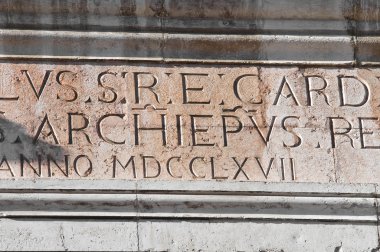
[0,64,378,183]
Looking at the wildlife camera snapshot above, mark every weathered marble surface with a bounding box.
[2,1,380,251]
[0,180,379,251]
[1,218,377,252]
[0,62,379,183]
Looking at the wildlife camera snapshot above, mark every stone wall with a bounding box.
[1,1,380,251]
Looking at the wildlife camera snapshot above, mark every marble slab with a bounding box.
[0,62,378,183]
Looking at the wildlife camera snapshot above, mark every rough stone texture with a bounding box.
[1,218,378,251]
[1,181,376,222]
[1,179,380,251]
[1,0,380,251]
[0,1,378,64]
[0,218,138,251]
[138,221,379,252]
[0,63,379,183]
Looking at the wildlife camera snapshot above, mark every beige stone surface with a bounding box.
[0,62,378,183]
[1,218,378,252]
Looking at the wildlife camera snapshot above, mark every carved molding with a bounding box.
[0,0,378,35]
[0,0,378,65]
[0,30,360,65]
[0,180,377,222]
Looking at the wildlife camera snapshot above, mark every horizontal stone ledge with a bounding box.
[0,29,360,65]
[0,0,351,20]
[0,191,376,222]
[0,17,354,36]
[0,180,378,221]
[0,0,378,35]
[0,180,376,197]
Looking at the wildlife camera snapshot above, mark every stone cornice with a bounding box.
[0,30,359,65]
[0,180,377,222]
[0,0,378,65]
[0,0,377,35]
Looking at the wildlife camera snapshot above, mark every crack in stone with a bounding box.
[59,224,68,251]
[135,181,140,251]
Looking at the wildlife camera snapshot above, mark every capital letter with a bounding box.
[33,114,60,144]
[68,113,91,144]
[21,70,52,100]
[97,114,126,144]
[181,73,211,104]
[142,156,161,178]
[273,77,300,106]
[338,76,369,107]
[328,117,354,148]
[233,74,263,104]
[222,115,243,147]
[305,75,330,106]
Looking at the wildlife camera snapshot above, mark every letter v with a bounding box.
[249,116,277,146]
[21,70,52,100]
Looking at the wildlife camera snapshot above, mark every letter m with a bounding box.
[112,156,136,178]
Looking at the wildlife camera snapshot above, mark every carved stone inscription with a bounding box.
[0,63,379,182]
